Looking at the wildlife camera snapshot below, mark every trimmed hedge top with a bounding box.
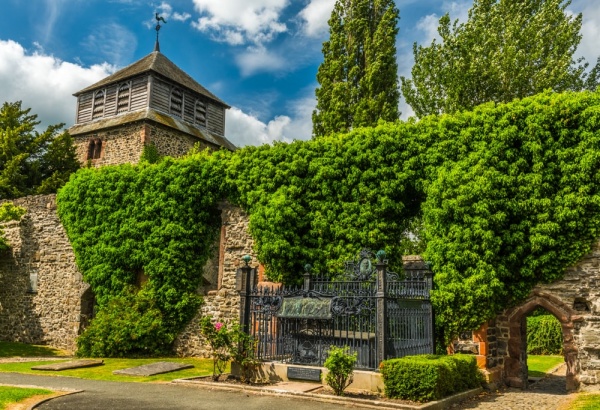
[380,354,481,402]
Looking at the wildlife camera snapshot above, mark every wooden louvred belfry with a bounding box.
[69,20,235,166]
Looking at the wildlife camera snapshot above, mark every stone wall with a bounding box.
[73,122,145,167]
[0,195,87,352]
[174,203,254,357]
[465,239,600,391]
[147,123,215,158]
[73,121,216,167]
[0,194,250,356]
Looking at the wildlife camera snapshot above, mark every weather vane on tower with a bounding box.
[154,13,167,52]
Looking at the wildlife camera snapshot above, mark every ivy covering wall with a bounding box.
[57,90,600,353]
[57,151,228,356]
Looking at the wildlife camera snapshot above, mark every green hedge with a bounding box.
[57,90,600,352]
[380,354,481,402]
[527,314,563,355]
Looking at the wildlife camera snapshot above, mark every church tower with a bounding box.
[68,47,235,167]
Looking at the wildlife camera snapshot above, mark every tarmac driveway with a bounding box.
[0,373,358,410]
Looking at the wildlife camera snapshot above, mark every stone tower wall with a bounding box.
[73,122,145,167]
[72,121,215,167]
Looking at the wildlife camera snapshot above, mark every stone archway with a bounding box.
[500,289,580,391]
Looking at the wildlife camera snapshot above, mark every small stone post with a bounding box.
[376,251,388,366]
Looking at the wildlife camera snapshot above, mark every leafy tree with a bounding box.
[0,101,79,198]
[402,0,600,118]
[313,0,400,137]
[0,202,26,251]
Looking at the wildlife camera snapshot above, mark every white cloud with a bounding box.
[299,0,336,38]
[173,12,192,22]
[226,96,315,146]
[147,2,191,28]
[226,108,291,146]
[570,0,600,66]
[191,0,289,45]
[414,1,470,45]
[235,45,286,77]
[0,40,114,129]
[416,13,440,44]
[81,23,137,66]
[41,0,66,42]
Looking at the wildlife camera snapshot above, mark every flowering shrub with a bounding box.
[199,315,259,382]
[199,316,232,381]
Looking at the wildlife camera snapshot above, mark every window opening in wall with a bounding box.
[170,88,183,118]
[92,89,105,119]
[28,264,38,293]
[117,82,131,114]
[87,138,103,160]
[195,99,206,127]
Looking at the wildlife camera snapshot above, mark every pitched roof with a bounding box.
[73,51,229,108]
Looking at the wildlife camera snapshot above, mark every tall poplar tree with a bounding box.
[312,0,400,138]
[402,0,600,118]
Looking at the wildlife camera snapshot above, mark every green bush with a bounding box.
[199,315,259,382]
[380,354,481,402]
[527,314,563,355]
[324,346,357,396]
[76,287,175,357]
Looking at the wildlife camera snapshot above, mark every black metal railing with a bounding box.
[238,249,434,370]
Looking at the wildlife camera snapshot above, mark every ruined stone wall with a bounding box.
[174,203,253,357]
[0,195,87,352]
[481,239,600,391]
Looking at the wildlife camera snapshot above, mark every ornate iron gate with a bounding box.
[238,250,434,370]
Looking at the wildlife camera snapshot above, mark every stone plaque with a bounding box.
[287,366,321,382]
[277,297,332,319]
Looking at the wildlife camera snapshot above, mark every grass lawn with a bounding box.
[527,355,564,378]
[0,341,67,358]
[0,386,53,409]
[563,394,600,410]
[0,357,216,383]
[0,340,216,383]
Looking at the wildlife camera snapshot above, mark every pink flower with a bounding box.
[214,322,223,331]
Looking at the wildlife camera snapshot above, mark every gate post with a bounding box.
[376,251,388,366]
[238,255,254,334]
[303,264,312,291]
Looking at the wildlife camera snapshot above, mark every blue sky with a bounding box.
[0,0,598,147]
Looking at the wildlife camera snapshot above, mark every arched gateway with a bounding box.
[498,290,580,391]
[459,240,600,392]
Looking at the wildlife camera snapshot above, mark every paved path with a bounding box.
[453,364,573,410]
[0,373,358,410]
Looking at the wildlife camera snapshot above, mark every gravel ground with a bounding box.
[453,364,574,410]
